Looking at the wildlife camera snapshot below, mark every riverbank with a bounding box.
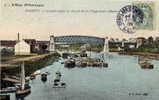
[1,53,60,88]
[119,52,159,60]
[1,53,60,77]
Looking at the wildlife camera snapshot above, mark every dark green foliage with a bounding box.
[1,53,60,77]
[129,38,159,53]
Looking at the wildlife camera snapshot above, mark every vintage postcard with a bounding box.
[0,0,159,100]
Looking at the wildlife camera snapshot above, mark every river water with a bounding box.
[16,53,159,100]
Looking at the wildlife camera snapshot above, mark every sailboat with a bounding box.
[53,71,66,88]
[16,61,31,97]
[100,53,108,67]
[54,71,61,83]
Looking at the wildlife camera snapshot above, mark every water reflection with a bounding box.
[16,92,31,100]
[17,53,159,100]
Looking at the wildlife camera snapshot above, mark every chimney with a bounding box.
[17,32,20,42]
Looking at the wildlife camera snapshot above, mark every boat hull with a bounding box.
[16,84,31,97]
[64,61,76,68]
[16,88,31,97]
[140,64,154,69]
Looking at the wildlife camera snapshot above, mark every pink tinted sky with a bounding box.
[0,0,159,40]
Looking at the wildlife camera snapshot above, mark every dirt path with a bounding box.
[0,54,49,67]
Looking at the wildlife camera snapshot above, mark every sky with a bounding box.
[0,0,159,40]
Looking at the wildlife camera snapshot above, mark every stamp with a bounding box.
[116,5,144,34]
[116,2,155,34]
[133,2,154,30]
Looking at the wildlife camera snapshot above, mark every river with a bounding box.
[15,52,159,100]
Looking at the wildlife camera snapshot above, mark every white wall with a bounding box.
[14,40,31,55]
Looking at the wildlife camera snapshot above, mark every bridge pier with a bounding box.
[49,35,56,53]
[103,37,109,53]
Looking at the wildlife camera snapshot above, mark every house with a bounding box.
[0,38,50,55]
[23,39,50,53]
[136,37,146,48]
[0,40,16,51]
[0,40,16,55]
[14,40,31,55]
[24,39,36,53]
[36,41,49,53]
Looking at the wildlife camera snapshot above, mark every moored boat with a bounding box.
[64,58,76,68]
[102,63,108,67]
[53,82,66,88]
[54,71,61,83]
[16,84,31,97]
[30,75,36,80]
[41,73,47,82]
[33,70,41,75]
[140,62,154,69]
[138,56,154,69]
[80,52,87,57]
[16,62,31,97]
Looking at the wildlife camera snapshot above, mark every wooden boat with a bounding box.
[16,62,31,97]
[41,73,47,82]
[54,71,61,83]
[0,94,10,100]
[140,62,154,69]
[102,63,108,67]
[0,87,17,93]
[62,53,70,59]
[138,56,154,69]
[16,84,31,97]
[30,75,36,80]
[32,70,41,75]
[64,58,76,68]
[53,82,66,88]
[53,72,66,88]
[80,53,87,57]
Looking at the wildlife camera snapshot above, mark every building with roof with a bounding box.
[136,37,146,48]
[23,39,37,53]
[14,40,31,55]
[0,40,16,51]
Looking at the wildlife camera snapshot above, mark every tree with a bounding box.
[148,36,153,44]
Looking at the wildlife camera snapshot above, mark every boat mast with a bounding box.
[89,47,91,58]
[21,61,25,90]
[103,53,105,62]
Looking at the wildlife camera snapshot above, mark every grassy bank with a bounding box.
[1,53,60,76]
[1,53,60,88]
[119,51,159,60]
